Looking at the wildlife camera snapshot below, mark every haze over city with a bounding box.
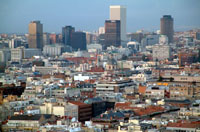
[1,0,200,132]
[1,0,200,33]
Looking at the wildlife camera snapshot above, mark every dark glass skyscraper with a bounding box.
[71,32,86,51]
[104,20,121,48]
[62,26,75,46]
[160,15,174,43]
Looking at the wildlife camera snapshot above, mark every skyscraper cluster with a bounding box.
[28,22,86,51]
[27,6,175,52]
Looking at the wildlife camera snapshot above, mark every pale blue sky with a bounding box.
[0,0,200,33]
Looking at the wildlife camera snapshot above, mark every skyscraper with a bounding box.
[49,33,58,44]
[104,20,121,48]
[110,5,126,42]
[160,15,174,43]
[28,21,43,49]
[71,32,86,51]
[43,33,50,46]
[62,26,75,46]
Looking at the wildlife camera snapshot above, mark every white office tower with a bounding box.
[98,27,105,35]
[110,5,127,42]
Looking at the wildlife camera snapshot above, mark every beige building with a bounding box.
[28,21,43,49]
[118,119,143,132]
[117,60,133,69]
[179,107,200,116]
[40,102,78,119]
[145,85,168,99]
[110,5,127,41]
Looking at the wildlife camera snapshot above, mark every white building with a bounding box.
[74,74,90,81]
[98,27,105,35]
[96,79,135,95]
[11,47,24,62]
[87,43,102,53]
[8,39,22,49]
[152,44,171,61]
[110,5,127,41]
[127,41,140,52]
[43,44,71,56]
[159,35,168,44]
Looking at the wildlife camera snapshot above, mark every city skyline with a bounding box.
[1,0,200,34]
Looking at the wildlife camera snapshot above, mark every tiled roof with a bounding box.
[9,114,52,121]
[69,101,88,106]
[167,121,200,128]
[134,106,165,116]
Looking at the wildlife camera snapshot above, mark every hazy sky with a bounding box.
[0,0,200,34]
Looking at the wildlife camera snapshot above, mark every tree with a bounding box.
[158,76,163,81]
[170,77,174,82]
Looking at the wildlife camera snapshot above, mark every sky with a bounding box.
[0,0,200,34]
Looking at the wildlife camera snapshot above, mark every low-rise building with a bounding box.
[2,114,57,132]
[145,85,169,99]
[96,79,135,95]
[152,44,171,61]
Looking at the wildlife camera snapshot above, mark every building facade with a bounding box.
[105,20,121,48]
[62,26,75,46]
[71,32,87,51]
[28,21,43,49]
[43,32,50,46]
[110,5,126,42]
[160,15,174,43]
[11,47,24,62]
[152,44,171,61]
[96,79,135,95]
[43,44,71,56]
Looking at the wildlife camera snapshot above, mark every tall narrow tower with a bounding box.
[28,21,43,49]
[105,20,121,48]
[110,5,126,42]
[62,26,75,46]
[160,15,174,43]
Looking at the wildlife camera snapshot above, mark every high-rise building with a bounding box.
[104,20,121,48]
[43,33,50,46]
[110,5,126,42]
[9,39,22,48]
[160,15,174,43]
[98,27,105,35]
[86,32,94,45]
[62,26,75,46]
[28,21,43,49]
[71,32,86,51]
[49,33,58,44]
